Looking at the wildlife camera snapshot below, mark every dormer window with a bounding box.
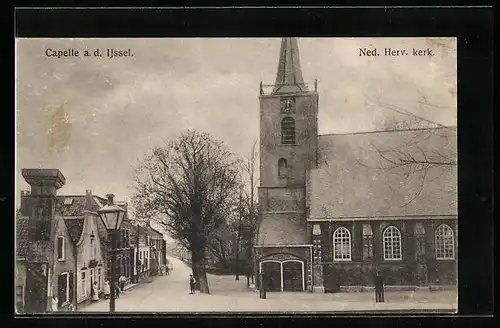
[281,117,295,145]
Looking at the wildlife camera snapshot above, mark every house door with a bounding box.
[261,261,281,292]
[282,261,303,291]
[90,269,95,296]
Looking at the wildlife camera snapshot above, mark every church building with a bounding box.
[254,38,457,293]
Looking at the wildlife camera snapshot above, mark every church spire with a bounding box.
[272,37,308,94]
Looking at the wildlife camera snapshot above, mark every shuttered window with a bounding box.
[281,117,296,145]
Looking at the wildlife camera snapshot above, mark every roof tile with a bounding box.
[16,217,29,257]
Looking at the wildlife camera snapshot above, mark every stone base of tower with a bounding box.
[313,286,325,293]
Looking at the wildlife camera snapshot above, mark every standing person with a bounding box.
[119,275,126,292]
[115,279,121,298]
[374,268,384,302]
[103,280,111,299]
[51,295,59,312]
[92,281,99,302]
[189,274,196,294]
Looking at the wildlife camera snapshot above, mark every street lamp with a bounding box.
[97,194,125,313]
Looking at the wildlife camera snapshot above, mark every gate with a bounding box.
[261,261,281,292]
[283,261,303,291]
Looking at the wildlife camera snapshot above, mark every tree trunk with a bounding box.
[235,252,240,281]
[192,248,210,294]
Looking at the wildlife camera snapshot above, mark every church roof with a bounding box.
[308,127,457,219]
[256,215,308,246]
[272,38,308,94]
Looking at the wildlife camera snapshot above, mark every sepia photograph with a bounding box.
[15,37,457,314]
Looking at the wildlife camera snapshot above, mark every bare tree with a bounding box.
[132,129,240,294]
[360,89,457,207]
[240,140,259,287]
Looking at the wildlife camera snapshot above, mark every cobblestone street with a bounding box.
[79,255,457,313]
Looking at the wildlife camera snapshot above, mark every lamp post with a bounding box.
[97,194,125,313]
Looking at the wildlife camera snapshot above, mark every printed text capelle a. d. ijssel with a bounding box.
[44,48,134,59]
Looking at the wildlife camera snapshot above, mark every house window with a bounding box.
[435,224,455,260]
[90,269,94,292]
[281,117,296,145]
[90,237,95,259]
[278,158,287,177]
[97,268,102,290]
[81,270,87,297]
[57,273,70,306]
[57,236,65,261]
[383,226,402,260]
[333,227,351,261]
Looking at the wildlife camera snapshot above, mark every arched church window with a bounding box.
[333,227,351,261]
[281,117,295,145]
[435,224,454,260]
[278,158,287,177]
[383,226,402,260]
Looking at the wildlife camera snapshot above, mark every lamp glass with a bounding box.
[98,205,125,231]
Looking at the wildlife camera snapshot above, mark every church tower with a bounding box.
[255,38,318,292]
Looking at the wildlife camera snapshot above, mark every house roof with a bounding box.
[148,226,164,238]
[56,195,104,216]
[309,127,457,219]
[256,215,308,246]
[57,194,108,244]
[16,217,29,258]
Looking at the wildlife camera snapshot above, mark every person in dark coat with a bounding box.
[189,274,196,294]
[374,268,385,302]
[115,280,121,298]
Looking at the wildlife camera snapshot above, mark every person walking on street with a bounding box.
[103,280,111,299]
[119,275,126,292]
[115,279,121,298]
[189,274,196,294]
[51,295,59,312]
[91,281,99,302]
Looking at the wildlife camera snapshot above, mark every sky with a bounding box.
[16,37,457,206]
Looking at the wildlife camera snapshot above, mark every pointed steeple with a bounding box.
[273,38,308,94]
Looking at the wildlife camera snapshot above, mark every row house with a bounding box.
[57,190,106,306]
[147,225,166,276]
[125,221,152,282]
[96,199,133,287]
[16,169,77,313]
[15,169,135,313]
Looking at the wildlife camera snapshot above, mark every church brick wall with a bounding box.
[316,218,457,290]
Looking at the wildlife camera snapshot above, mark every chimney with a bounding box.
[84,189,93,210]
[21,169,66,196]
[106,194,115,205]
